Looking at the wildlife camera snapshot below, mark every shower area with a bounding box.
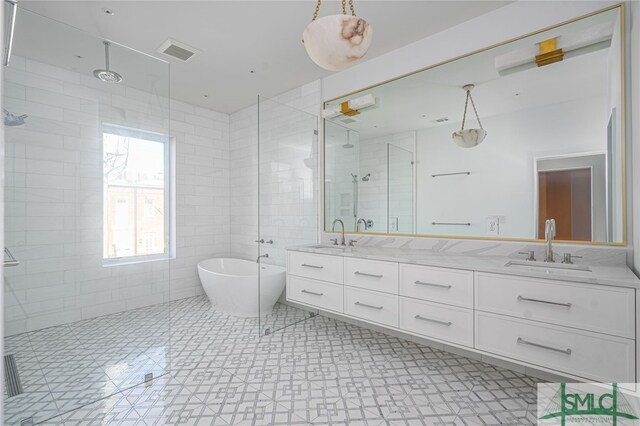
[255,96,319,336]
[2,5,171,424]
[2,4,319,424]
[325,120,415,234]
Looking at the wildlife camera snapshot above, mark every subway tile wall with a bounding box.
[3,56,230,335]
[229,82,321,267]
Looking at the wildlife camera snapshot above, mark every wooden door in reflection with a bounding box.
[538,168,592,241]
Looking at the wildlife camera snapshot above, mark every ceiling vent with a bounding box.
[157,39,201,62]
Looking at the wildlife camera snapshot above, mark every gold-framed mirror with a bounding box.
[323,4,626,245]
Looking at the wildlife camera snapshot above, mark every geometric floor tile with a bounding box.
[5,295,543,425]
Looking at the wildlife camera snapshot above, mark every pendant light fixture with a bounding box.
[452,84,486,148]
[302,0,373,72]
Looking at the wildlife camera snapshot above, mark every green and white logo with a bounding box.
[538,383,640,425]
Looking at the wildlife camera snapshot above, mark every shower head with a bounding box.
[3,108,27,126]
[343,130,355,148]
[361,173,371,182]
[93,41,123,83]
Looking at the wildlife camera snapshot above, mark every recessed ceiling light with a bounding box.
[515,93,521,96]
[102,8,114,15]
[249,70,255,74]
[75,55,83,59]
[203,94,209,98]
[421,114,426,118]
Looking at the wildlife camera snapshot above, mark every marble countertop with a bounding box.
[287,244,640,289]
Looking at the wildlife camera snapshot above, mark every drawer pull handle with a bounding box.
[414,315,452,326]
[414,280,451,289]
[301,263,324,269]
[517,337,572,355]
[355,301,383,310]
[354,271,383,278]
[301,289,323,296]
[517,296,572,308]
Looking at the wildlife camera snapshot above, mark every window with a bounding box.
[103,125,173,263]
[144,199,155,218]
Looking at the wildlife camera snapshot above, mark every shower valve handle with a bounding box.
[255,239,274,244]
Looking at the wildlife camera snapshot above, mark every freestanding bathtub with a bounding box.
[197,258,286,317]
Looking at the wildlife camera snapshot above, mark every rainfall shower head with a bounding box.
[93,41,123,83]
[343,130,356,149]
[3,108,27,126]
[361,173,371,182]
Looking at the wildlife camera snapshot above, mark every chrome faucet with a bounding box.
[257,253,269,263]
[356,218,367,232]
[544,219,556,263]
[331,219,346,246]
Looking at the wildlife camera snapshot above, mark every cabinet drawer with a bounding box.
[287,276,343,313]
[400,264,473,308]
[288,251,343,284]
[475,312,635,383]
[475,273,635,338]
[400,297,473,347]
[344,258,398,294]
[344,286,398,327]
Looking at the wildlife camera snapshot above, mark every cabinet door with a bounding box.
[400,264,473,308]
[288,251,344,283]
[400,297,473,347]
[475,312,635,383]
[476,273,635,338]
[344,286,399,327]
[344,258,399,294]
[288,276,343,313]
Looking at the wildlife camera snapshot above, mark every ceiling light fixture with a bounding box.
[302,0,373,72]
[452,84,486,148]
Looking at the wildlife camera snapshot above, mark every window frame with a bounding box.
[101,123,175,266]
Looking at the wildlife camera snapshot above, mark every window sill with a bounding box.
[102,254,174,267]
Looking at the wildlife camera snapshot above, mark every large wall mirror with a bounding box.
[324,5,625,244]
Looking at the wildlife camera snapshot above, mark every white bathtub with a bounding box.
[197,258,286,317]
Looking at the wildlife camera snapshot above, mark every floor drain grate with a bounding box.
[4,354,24,397]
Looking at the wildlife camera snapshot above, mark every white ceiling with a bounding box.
[17,1,510,113]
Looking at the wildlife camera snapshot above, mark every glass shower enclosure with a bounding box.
[257,96,319,336]
[3,6,171,424]
[388,144,414,234]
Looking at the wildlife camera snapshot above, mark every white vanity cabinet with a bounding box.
[399,264,473,308]
[286,249,638,384]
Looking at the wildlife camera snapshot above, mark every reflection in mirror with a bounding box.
[324,6,624,243]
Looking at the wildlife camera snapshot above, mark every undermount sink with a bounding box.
[504,259,592,273]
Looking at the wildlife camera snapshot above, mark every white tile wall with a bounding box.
[3,56,230,335]
[357,131,415,234]
[229,82,321,267]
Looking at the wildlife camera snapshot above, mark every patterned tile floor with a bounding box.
[5,296,542,425]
